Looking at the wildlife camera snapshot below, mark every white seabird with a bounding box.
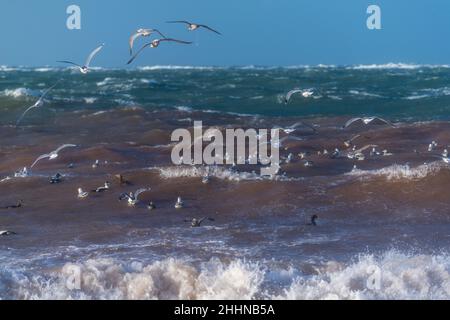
[127,38,192,65]
[166,21,222,35]
[284,89,314,104]
[77,188,89,199]
[30,144,77,168]
[16,80,61,126]
[0,230,17,236]
[92,182,111,193]
[119,188,151,206]
[57,44,105,74]
[342,117,396,129]
[175,196,184,209]
[129,28,166,55]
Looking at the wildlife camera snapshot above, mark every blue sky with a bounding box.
[0,0,449,67]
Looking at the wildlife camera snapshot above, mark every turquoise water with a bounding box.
[2,64,450,122]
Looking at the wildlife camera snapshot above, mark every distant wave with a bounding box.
[2,63,450,72]
[0,87,38,98]
[151,165,300,182]
[138,65,219,71]
[348,162,447,181]
[348,63,450,70]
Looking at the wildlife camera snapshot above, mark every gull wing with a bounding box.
[153,29,167,38]
[40,79,62,100]
[166,20,191,25]
[287,121,317,132]
[199,24,222,35]
[129,32,143,55]
[135,188,151,200]
[16,104,38,126]
[85,44,105,68]
[31,153,50,168]
[343,118,363,129]
[160,38,193,45]
[54,144,77,153]
[127,42,152,65]
[370,117,396,127]
[285,89,303,104]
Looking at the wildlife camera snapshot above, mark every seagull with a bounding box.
[77,188,89,199]
[147,201,156,210]
[129,29,166,55]
[0,230,17,236]
[166,21,222,35]
[186,217,215,228]
[127,38,192,65]
[92,160,100,168]
[175,196,184,209]
[284,89,314,104]
[276,121,317,134]
[30,144,77,168]
[119,188,151,206]
[92,182,111,193]
[57,44,105,74]
[50,173,63,184]
[16,80,61,126]
[342,117,395,129]
[14,167,29,178]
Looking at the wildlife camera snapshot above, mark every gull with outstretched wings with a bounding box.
[284,89,314,104]
[127,38,192,65]
[58,44,105,74]
[167,20,222,35]
[129,29,166,55]
[342,117,396,129]
[16,80,61,126]
[30,144,77,168]
[119,188,151,206]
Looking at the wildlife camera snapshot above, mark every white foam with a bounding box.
[348,162,447,181]
[138,65,217,71]
[3,251,450,300]
[153,165,262,182]
[1,88,37,98]
[348,63,450,70]
[276,251,450,300]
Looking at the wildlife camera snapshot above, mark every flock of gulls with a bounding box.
[2,20,450,237]
[1,20,224,236]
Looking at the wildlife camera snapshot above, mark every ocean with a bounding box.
[0,64,450,299]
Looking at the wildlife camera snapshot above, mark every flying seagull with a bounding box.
[0,230,17,236]
[284,89,314,104]
[129,29,166,55]
[167,21,222,35]
[127,38,192,65]
[30,144,77,168]
[342,117,396,129]
[276,121,317,134]
[119,188,151,206]
[57,44,105,74]
[16,80,61,126]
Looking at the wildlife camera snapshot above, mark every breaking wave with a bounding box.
[2,251,449,300]
[348,162,448,181]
